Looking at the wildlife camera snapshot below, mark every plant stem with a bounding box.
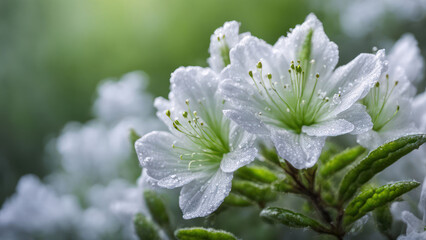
[282,160,345,239]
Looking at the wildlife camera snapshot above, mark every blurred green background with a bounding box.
[0,0,425,205]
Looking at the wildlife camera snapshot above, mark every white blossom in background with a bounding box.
[398,178,426,240]
[316,0,426,38]
[93,71,154,124]
[0,175,81,240]
[208,21,250,73]
[219,14,382,169]
[136,66,257,219]
[357,34,424,149]
[47,71,161,194]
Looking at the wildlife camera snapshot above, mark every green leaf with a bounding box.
[320,145,365,178]
[232,180,277,203]
[260,207,324,231]
[338,134,426,202]
[133,213,161,240]
[259,144,280,165]
[319,142,341,164]
[373,204,393,234]
[175,227,237,240]
[344,181,420,225]
[130,128,141,145]
[144,190,170,228]
[273,178,296,193]
[235,166,278,184]
[223,192,253,207]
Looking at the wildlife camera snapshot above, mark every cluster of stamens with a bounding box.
[365,74,400,131]
[248,60,333,133]
[165,100,229,170]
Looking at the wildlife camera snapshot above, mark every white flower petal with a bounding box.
[327,52,383,116]
[136,131,207,188]
[388,34,424,85]
[170,67,222,122]
[419,177,426,218]
[179,170,233,219]
[208,21,250,72]
[401,211,424,234]
[274,13,339,78]
[302,119,354,137]
[220,147,257,173]
[338,103,373,135]
[154,97,174,129]
[223,109,268,135]
[270,128,325,169]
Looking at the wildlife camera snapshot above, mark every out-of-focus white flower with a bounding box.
[319,0,426,38]
[219,13,382,169]
[398,178,426,240]
[208,21,250,73]
[358,34,424,149]
[93,71,154,124]
[0,175,81,239]
[136,66,257,219]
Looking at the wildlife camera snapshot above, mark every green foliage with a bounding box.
[338,134,426,202]
[133,213,160,240]
[235,166,278,184]
[344,181,420,225]
[130,129,141,146]
[373,204,393,235]
[143,190,170,228]
[232,180,277,203]
[319,142,341,164]
[260,207,324,231]
[175,227,237,240]
[273,178,296,193]
[320,145,365,178]
[224,192,253,207]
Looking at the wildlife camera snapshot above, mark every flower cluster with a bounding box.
[136,13,425,223]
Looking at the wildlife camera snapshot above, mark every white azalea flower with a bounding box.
[398,178,426,240]
[136,66,257,219]
[358,35,424,149]
[0,175,81,240]
[219,14,382,169]
[208,21,250,72]
[93,71,154,124]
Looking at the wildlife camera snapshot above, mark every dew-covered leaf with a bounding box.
[144,190,170,227]
[235,165,278,183]
[134,213,161,240]
[175,227,237,240]
[224,192,253,207]
[232,180,277,203]
[373,204,393,235]
[344,181,420,225]
[320,145,365,178]
[338,134,426,202]
[260,207,324,231]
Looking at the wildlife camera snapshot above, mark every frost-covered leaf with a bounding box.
[232,180,277,203]
[320,145,365,178]
[143,190,169,228]
[338,134,426,202]
[175,227,237,240]
[223,192,253,207]
[134,213,161,240]
[235,166,278,184]
[373,204,393,235]
[344,181,420,225]
[260,207,324,231]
